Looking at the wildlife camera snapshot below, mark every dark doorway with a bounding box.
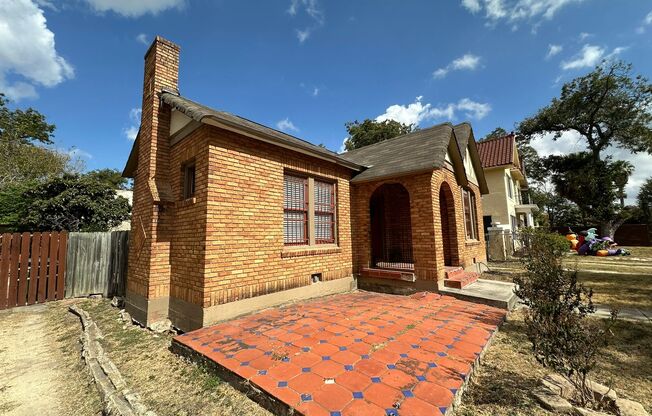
[370,184,413,270]
[439,182,459,267]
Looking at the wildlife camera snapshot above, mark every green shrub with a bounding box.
[514,229,617,408]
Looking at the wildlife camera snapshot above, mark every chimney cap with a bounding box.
[144,35,180,59]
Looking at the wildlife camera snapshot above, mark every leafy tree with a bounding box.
[85,168,130,190]
[530,188,585,227]
[481,127,509,141]
[638,178,652,222]
[610,160,634,207]
[0,93,55,145]
[343,119,416,151]
[0,141,75,189]
[518,61,652,236]
[18,174,131,232]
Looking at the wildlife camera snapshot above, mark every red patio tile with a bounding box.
[363,382,403,409]
[267,362,302,381]
[290,351,322,368]
[312,360,346,379]
[296,401,330,416]
[354,359,386,377]
[341,399,385,416]
[335,371,372,392]
[399,397,444,416]
[288,372,325,393]
[312,383,353,411]
[382,369,417,390]
[331,350,361,366]
[413,381,455,407]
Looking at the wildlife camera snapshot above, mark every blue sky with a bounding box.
[1,0,651,200]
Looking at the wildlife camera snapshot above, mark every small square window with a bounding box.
[183,162,196,199]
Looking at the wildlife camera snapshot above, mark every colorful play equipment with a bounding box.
[565,227,630,257]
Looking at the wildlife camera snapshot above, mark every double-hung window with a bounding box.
[462,189,479,240]
[314,181,335,244]
[283,174,309,245]
[283,173,337,246]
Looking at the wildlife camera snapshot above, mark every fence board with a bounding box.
[65,231,128,299]
[47,234,59,301]
[0,233,11,309]
[56,232,68,300]
[7,233,21,307]
[17,232,30,307]
[28,233,41,305]
[37,233,50,303]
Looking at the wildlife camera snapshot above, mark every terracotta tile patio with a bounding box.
[173,291,506,416]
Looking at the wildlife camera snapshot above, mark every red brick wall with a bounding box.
[127,37,180,301]
[190,125,355,308]
[351,167,487,282]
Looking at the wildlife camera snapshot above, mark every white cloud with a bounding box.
[636,11,652,34]
[312,87,320,97]
[0,0,74,100]
[83,0,184,17]
[546,44,563,59]
[276,118,299,133]
[287,0,324,43]
[578,32,592,40]
[560,44,625,70]
[560,44,604,70]
[123,108,141,141]
[375,96,492,126]
[433,54,481,79]
[136,33,149,46]
[461,0,586,25]
[66,147,93,160]
[530,131,651,204]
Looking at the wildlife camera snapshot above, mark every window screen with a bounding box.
[183,163,196,199]
[314,181,335,244]
[283,174,308,245]
[463,189,478,240]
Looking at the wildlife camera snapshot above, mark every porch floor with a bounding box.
[172,291,506,416]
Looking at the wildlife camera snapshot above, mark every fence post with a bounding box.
[487,227,508,261]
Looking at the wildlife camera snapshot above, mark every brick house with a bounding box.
[122,37,489,331]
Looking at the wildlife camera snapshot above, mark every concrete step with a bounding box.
[439,279,518,310]
[444,271,479,289]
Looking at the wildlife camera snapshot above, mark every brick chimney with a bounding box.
[125,36,180,326]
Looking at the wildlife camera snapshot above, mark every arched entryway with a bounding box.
[439,182,459,267]
[370,183,414,270]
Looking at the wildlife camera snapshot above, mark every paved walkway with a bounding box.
[594,305,652,323]
[174,291,506,416]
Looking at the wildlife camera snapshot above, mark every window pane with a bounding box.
[314,181,335,244]
[284,175,306,210]
[463,190,473,239]
[284,211,306,244]
[284,174,307,245]
[314,181,334,213]
[315,213,334,243]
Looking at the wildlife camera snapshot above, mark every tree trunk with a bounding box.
[600,218,627,239]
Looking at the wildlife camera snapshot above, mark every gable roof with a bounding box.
[122,92,364,178]
[476,134,516,168]
[454,123,489,194]
[339,123,467,184]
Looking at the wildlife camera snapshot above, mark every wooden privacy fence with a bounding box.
[0,232,68,309]
[65,231,129,299]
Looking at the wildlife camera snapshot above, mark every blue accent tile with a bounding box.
[460,373,467,380]
[334,333,342,336]
[387,364,396,369]
[301,393,312,402]
[264,351,272,356]
[453,337,461,341]
[344,365,354,371]
[402,390,414,398]
[416,375,426,381]
[212,348,220,352]
[302,367,311,373]
[339,346,347,351]
[352,391,364,399]
[281,357,290,362]
[420,337,429,341]
[258,370,267,375]
[319,340,327,344]
[371,377,381,383]
[284,342,292,346]
[303,334,310,338]
[400,353,408,358]
[446,344,454,349]
[450,388,458,395]
[302,347,310,352]
[240,362,249,366]
[354,338,362,343]
[367,332,374,335]
[322,356,331,361]
[330,412,341,416]
[278,381,288,388]
[428,362,437,368]
[437,352,447,357]
[388,336,395,341]
[439,407,448,414]
[201,342,209,346]
[411,344,420,349]
[385,409,399,416]
[226,354,234,359]
[361,354,370,359]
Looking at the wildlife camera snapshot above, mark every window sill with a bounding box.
[281,244,341,258]
[465,239,482,246]
[175,197,196,208]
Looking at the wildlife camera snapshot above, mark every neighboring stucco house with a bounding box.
[476,134,538,234]
[122,37,489,331]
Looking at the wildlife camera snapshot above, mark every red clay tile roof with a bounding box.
[476,134,516,168]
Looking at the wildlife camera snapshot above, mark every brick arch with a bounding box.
[439,181,460,267]
[369,183,414,269]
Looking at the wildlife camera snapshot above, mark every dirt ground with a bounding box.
[0,302,102,416]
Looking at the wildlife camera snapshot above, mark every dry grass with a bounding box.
[69,299,271,416]
[455,311,652,415]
